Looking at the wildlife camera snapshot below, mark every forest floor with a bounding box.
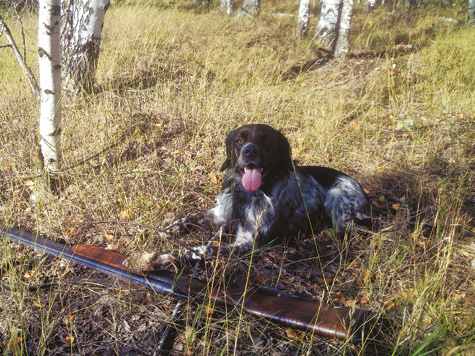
[1,0,474,355]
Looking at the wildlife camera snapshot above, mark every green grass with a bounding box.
[1,0,474,354]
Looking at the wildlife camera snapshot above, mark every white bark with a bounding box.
[62,0,109,92]
[38,0,62,172]
[237,0,260,17]
[469,0,474,22]
[334,0,354,58]
[221,0,234,15]
[366,0,376,11]
[296,0,311,37]
[315,0,341,49]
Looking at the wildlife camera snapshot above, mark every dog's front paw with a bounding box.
[184,245,213,261]
[165,218,190,235]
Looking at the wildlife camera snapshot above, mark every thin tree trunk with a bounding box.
[237,0,260,17]
[221,0,234,15]
[469,0,474,22]
[61,0,109,92]
[315,0,342,50]
[0,15,40,97]
[296,0,311,36]
[334,0,354,58]
[366,0,376,11]
[38,0,62,173]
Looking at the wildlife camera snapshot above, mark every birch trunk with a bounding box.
[334,0,354,58]
[296,0,311,37]
[469,0,474,22]
[38,0,62,173]
[220,0,234,15]
[315,0,341,49]
[61,0,110,92]
[237,0,260,17]
[366,0,376,11]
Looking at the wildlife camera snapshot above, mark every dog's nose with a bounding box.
[243,143,259,158]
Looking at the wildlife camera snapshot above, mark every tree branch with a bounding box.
[0,14,40,98]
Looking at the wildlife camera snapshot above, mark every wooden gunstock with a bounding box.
[1,227,369,341]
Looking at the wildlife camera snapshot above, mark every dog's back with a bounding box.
[300,166,371,233]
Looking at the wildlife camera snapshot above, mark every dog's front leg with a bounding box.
[166,189,232,235]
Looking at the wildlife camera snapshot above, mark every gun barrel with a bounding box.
[1,226,370,341]
[0,227,178,296]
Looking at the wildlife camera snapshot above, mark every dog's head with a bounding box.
[220,124,293,192]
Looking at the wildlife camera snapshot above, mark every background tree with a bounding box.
[366,0,376,11]
[296,0,311,36]
[61,0,110,92]
[315,0,341,49]
[470,0,474,22]
[334,0,354,58]
[221,0,234,15]
[315,0,355,58]
[238,0,260,16]
[38,0,62,173]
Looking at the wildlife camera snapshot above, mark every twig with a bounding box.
[153,227,223,355]
[153,301,182,356]
[13,7,26,61]
[0,15,39,97]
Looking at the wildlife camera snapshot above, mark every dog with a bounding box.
[170,124,371,259]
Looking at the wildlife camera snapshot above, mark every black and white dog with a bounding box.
[170,124,370,258]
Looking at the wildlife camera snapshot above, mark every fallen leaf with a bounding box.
[285,328,305,341]
[362,268,371,284]
[360,296,369,304]
[7,337,22,347]
[204,306,215,315]
[332,291,345,304]
[345,299,356,307]
[105,233,114,240]
[119,209,129,219]
[106,242,121,250]
[64,336,74,345]
[398,291,408,298]
[346,260,359,269]
[383,298,396,310]
[210,173,219,186]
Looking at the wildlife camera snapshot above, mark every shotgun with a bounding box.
[1,226,371,341]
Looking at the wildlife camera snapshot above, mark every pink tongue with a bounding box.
[242,168,262,192]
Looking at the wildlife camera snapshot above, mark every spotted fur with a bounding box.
[171,124,371,258]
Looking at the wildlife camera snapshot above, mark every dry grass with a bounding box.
[1,0,474,355]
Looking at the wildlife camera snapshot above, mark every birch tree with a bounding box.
[61,0,110,92]
[220,0,234,15]
[237,0,260,17]
[296,0,311,36]
[334,0,354,58]
[469,0,474,23]
[315,0,341,49]
[38,0,62,172]
[366,0,376,12]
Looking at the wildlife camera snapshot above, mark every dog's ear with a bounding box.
[276,129,293,171]
[220,158,231,171]
[220,129,237,171]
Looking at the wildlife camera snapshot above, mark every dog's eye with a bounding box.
[235,138,244,145]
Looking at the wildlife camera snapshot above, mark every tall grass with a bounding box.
[1,1,474,354]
